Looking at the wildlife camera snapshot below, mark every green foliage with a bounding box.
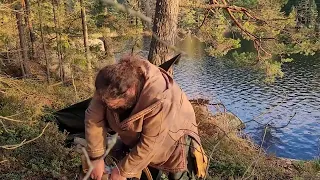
[231,0,259,8]
[232,51,257,66]
[0,77,89,179]
[180,0,320,80]
[210,161,246,177]
[0,121,81,179]
[180,8,198,29]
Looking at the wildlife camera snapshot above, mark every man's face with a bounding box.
[102,86,137,113]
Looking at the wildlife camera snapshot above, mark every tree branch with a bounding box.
[0,120,14,133]
[183,1,273,59]
[0,123,49,150]
[0,159,8,164]
[0,115,26,123]
[81,133,118,180]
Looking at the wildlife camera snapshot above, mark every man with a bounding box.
[85,54,207,180]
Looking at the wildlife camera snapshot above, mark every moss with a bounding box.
[0,76,85,179]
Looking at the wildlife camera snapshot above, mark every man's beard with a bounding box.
[112,95,137,114]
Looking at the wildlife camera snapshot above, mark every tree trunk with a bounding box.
[315,0,320,37]
[80,0,93,90]
[148,0,180,67]
[15,4,30,77]
[38,0,50,83]
[140,0,152,50]
[24,0,35,60]
[101,37,115,64]
[52,0,64,82]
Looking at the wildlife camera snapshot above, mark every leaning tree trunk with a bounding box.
[148,0,180,67]
[80,0,93,90]
[15,3,30,77]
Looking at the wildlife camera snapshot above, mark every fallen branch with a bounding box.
[244,94,288,125]
[81,147,94,180]
[0,159,8,163]
[0,115,26,123]
[0,123,49,150]
[0,120,14,133]
[272,112,296,129]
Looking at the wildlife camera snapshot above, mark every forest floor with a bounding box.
[0,75,320,179]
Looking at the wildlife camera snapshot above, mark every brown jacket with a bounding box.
[85,60,201,178]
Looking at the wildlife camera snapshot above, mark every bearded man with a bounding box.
[85,54,207,180]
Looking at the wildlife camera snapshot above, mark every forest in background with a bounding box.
[0,0,319,83]
[1,0,320,179]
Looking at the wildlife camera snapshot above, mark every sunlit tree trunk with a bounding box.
[15,3,30,77]
[38,0,50,83]
[148,0,180,67]
[101,37,115,64]
[80,0,93,90]
[24,0,35,60]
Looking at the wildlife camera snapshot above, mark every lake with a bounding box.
[173,54,320,160]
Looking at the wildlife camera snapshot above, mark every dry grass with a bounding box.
[0,75,91,179]
[192,101,320,180]
[0,76,319,179]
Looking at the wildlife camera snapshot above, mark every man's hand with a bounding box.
[110,168,126,180]
[90,158,105,180]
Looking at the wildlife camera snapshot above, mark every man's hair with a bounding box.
[95,54,145,102]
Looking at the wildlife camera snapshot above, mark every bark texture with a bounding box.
[148,0,180,66]
[15,3,30,77]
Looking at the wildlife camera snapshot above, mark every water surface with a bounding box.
[173,55,320,160]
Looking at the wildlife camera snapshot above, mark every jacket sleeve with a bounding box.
[117,101,169,178]
[85,93,108,159]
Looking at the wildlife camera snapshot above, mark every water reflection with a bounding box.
[174,54,320,160]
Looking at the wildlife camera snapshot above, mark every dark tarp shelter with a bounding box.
[51,54,181,142]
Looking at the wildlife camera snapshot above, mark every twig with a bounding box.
[0,115,26,123]
[244,94,288,125]
[48,81,63,87]
[0,159,8,163]
[241,126,268,179]
[205,140,222,180]
[81,133,118,180]
[0,123,50,150]
[81,147,94,180]
[6,111,28,118]
[0,120,14,133]
[271,112,296,129]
